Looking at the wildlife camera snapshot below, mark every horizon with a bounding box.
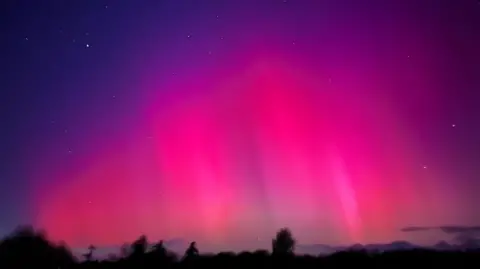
[1,228,479,268]
[3,226,479,262]
[4,224,480,257]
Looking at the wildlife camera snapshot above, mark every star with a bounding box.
[423,165,427,169]
[452,124,456,128]
[187,34,192,38]
[86,44,90,48]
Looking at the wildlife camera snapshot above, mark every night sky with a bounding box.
[1,0,480,253]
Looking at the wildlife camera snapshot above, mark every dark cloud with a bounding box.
[400,226,433,232]
[438,226,480,234]
[401,225,480,245]
[401,226,480,234]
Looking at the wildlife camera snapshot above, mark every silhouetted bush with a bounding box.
[0,225,76,269]
[272,227,296,255]
[131,235,148,257]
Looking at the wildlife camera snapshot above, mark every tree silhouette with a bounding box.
[83,244,96,261]
[131,235,148,257]
[272,228,296,255]
[152,240,167,257]
[0,225,76,268]
[184,241,199,259]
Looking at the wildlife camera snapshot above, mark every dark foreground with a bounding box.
[1,226,479,268]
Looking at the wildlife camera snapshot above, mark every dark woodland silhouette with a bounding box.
[0,225,479,269]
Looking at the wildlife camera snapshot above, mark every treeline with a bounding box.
[0,226,479,268]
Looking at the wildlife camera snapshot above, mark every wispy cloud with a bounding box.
[400,226,432,232]
[438,226,480,234]
[401,225,480,245]
[401,226,480,234]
